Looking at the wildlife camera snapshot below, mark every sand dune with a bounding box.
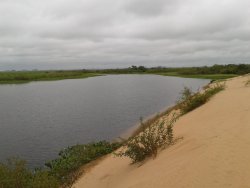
[74,75,250,188]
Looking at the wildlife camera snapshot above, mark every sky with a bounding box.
[0,0,250,70]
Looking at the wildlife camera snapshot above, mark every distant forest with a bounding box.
[88,64,250,75]
[0,64,249,83]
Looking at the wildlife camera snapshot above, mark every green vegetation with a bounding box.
[94,64,249,80]
[0,141,121,188]
[157,73,237,80]
[95,64,250,76]
[178,83,225,114]
[0,70,238,186]
[115,113,179,163]
[1,64,249,84]
[145,64,250,75]
[0,70,101,84]
[116,82,225,164]
[0,158,59,188]
[45,141,121,187]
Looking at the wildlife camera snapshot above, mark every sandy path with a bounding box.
[73,75,250,188]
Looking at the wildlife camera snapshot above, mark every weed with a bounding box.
[45,141,121,187]
[179,83,225,114]
[0,141,121,188]
[115,113,179,163]
[245,79,250,86]
[0,158,59,188]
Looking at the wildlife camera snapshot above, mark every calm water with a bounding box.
[0,75,209,167]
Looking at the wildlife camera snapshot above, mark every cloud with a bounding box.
[0,0,250,70]
[125,0,168,17]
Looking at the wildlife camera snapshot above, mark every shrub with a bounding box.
[179,83,225,114]
[0,141,121,188]
[0,158,59,188]
[115,113,179,163]
[179,87,193,101]
[28,170,59,188]
[0,158,31,188]
[45,141,121,187]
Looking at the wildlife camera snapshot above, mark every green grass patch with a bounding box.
[0,71,102,84]
[0,158,59,188]
[178,83,225,114]
[1,63,248,84]
[0,141,121,188]
[157,72,237,80]
[45,141,121,187]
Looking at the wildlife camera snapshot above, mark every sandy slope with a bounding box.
[73,75,250,188]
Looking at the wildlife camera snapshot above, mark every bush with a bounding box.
[45,141,121,187]
[179,83,225,114]
[0,158,31,188]
[116,113,179,163]
[28,170,59,188]
[0,141,121,188]
[0,158,59,188]
[177,87,193,104]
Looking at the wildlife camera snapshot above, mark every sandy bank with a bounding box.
[73,75,250,188]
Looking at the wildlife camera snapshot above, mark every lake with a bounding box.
[0,75,209,167]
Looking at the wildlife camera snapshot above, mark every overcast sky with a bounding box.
[0,0,250,70]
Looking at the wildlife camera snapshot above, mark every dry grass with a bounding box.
[115,113,180,163]
[130,106,180,138]
[115,81,226,164]
[245,79,250,86]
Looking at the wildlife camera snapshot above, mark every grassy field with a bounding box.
[156,72,238,80]
[0,70,237,84]
[1,64,246,84]
[0,71,102,84]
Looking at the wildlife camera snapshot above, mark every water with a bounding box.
[0,75,209,167]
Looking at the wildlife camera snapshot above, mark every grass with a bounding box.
[116,82,225,164]
[130,105,180,139]
[0,71,102,84]
[0,158,59,188]
[45,141,121,187]
[0,71,234,84]
[1,64,247,84]
[156,72,237,80]
[178,83,225,114]
[0,141,121,188]
[0,70,235,85]
[115,113,180,163]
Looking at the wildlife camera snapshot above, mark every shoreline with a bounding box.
[118,104,174,140]
[0,66,242,84]
[1,75,249,187]
[119,79,213,141]
[73,75,250,188]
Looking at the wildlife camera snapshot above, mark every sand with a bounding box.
[73,75,250,188]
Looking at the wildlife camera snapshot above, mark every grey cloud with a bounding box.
[0,0,250,70]
[125,0,168,17]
